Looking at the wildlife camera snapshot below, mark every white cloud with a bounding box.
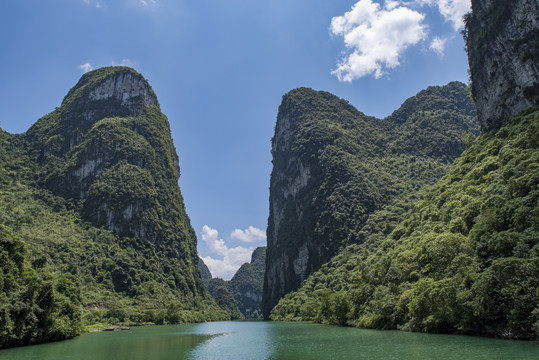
[429,36,448,55]
[416,0,471,30]
[112,59,136,67]
[78,62,93,73]
[230,226,266,243]
[331,0,427,81]
[201,225,254,280]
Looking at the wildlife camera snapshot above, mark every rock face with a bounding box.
[263,83,478,318]
[88,70,157,112]
[25,67,203,291]
[466,0,539,131]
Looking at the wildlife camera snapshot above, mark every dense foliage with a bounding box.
[0,224,83,348]
[270,108,539,339]
[205,278,243,320]
[0,68,229,347]
[264,82,478,317]
[228,247,266,318]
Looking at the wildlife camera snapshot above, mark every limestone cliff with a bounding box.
[263,83,478,318]
[466,0,539,131]
[0,66,227,335]
[24,66,205,299]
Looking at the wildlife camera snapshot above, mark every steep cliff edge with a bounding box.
[25,66,204,300]
[263,82,478,318]
[26,67,189,248]
[465,0,539,131]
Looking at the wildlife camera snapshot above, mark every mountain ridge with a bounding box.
[263,81,478,318]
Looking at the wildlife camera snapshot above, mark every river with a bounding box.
[1,321,537,359]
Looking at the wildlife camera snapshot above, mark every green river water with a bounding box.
[0,321,537,359]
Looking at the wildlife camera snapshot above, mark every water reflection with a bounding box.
[0,325,213,360]
[188,321,275,359]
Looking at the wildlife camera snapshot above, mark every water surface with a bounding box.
[1,321,537,359]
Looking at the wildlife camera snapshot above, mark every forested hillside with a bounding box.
[266,0,538,338]
[263,82,478,317]
[0,67,228,348]
[270,108,539,339]
[229,247,266,318]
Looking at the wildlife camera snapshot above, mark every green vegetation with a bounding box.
[228,247,266,318]
[206,278,243,320]
[270,108,539,339]
[0,67,228,348]
[199,247,266,319]
[264,82,478,317]
[0,224,82,348]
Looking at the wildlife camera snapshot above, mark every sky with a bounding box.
[0,0,471,279]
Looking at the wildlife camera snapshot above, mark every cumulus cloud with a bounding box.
[201,225,254,280]
[78,62,93,73]
[430,36,448,55]
[417,0,471,30]
[331,0,427,81]
[230,226,266,243]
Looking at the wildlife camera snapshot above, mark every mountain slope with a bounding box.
[229,246,266,318]
[271,108,538,339]
[263,82,478,318]
[0,67,227,347]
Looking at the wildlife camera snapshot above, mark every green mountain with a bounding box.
[205,278,243,320]
[268,0,539,339]
[263,82,478,318]
[199,247,266,319]
[229,247,266,318]
[270,107,538,338]
[0,67,227,348]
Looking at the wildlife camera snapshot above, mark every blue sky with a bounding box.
[0,0,471,279]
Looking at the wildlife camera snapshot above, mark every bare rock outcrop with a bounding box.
[466,0,539,131]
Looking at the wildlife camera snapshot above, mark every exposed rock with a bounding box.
[466,0,539,131]
[88,70,157,114]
